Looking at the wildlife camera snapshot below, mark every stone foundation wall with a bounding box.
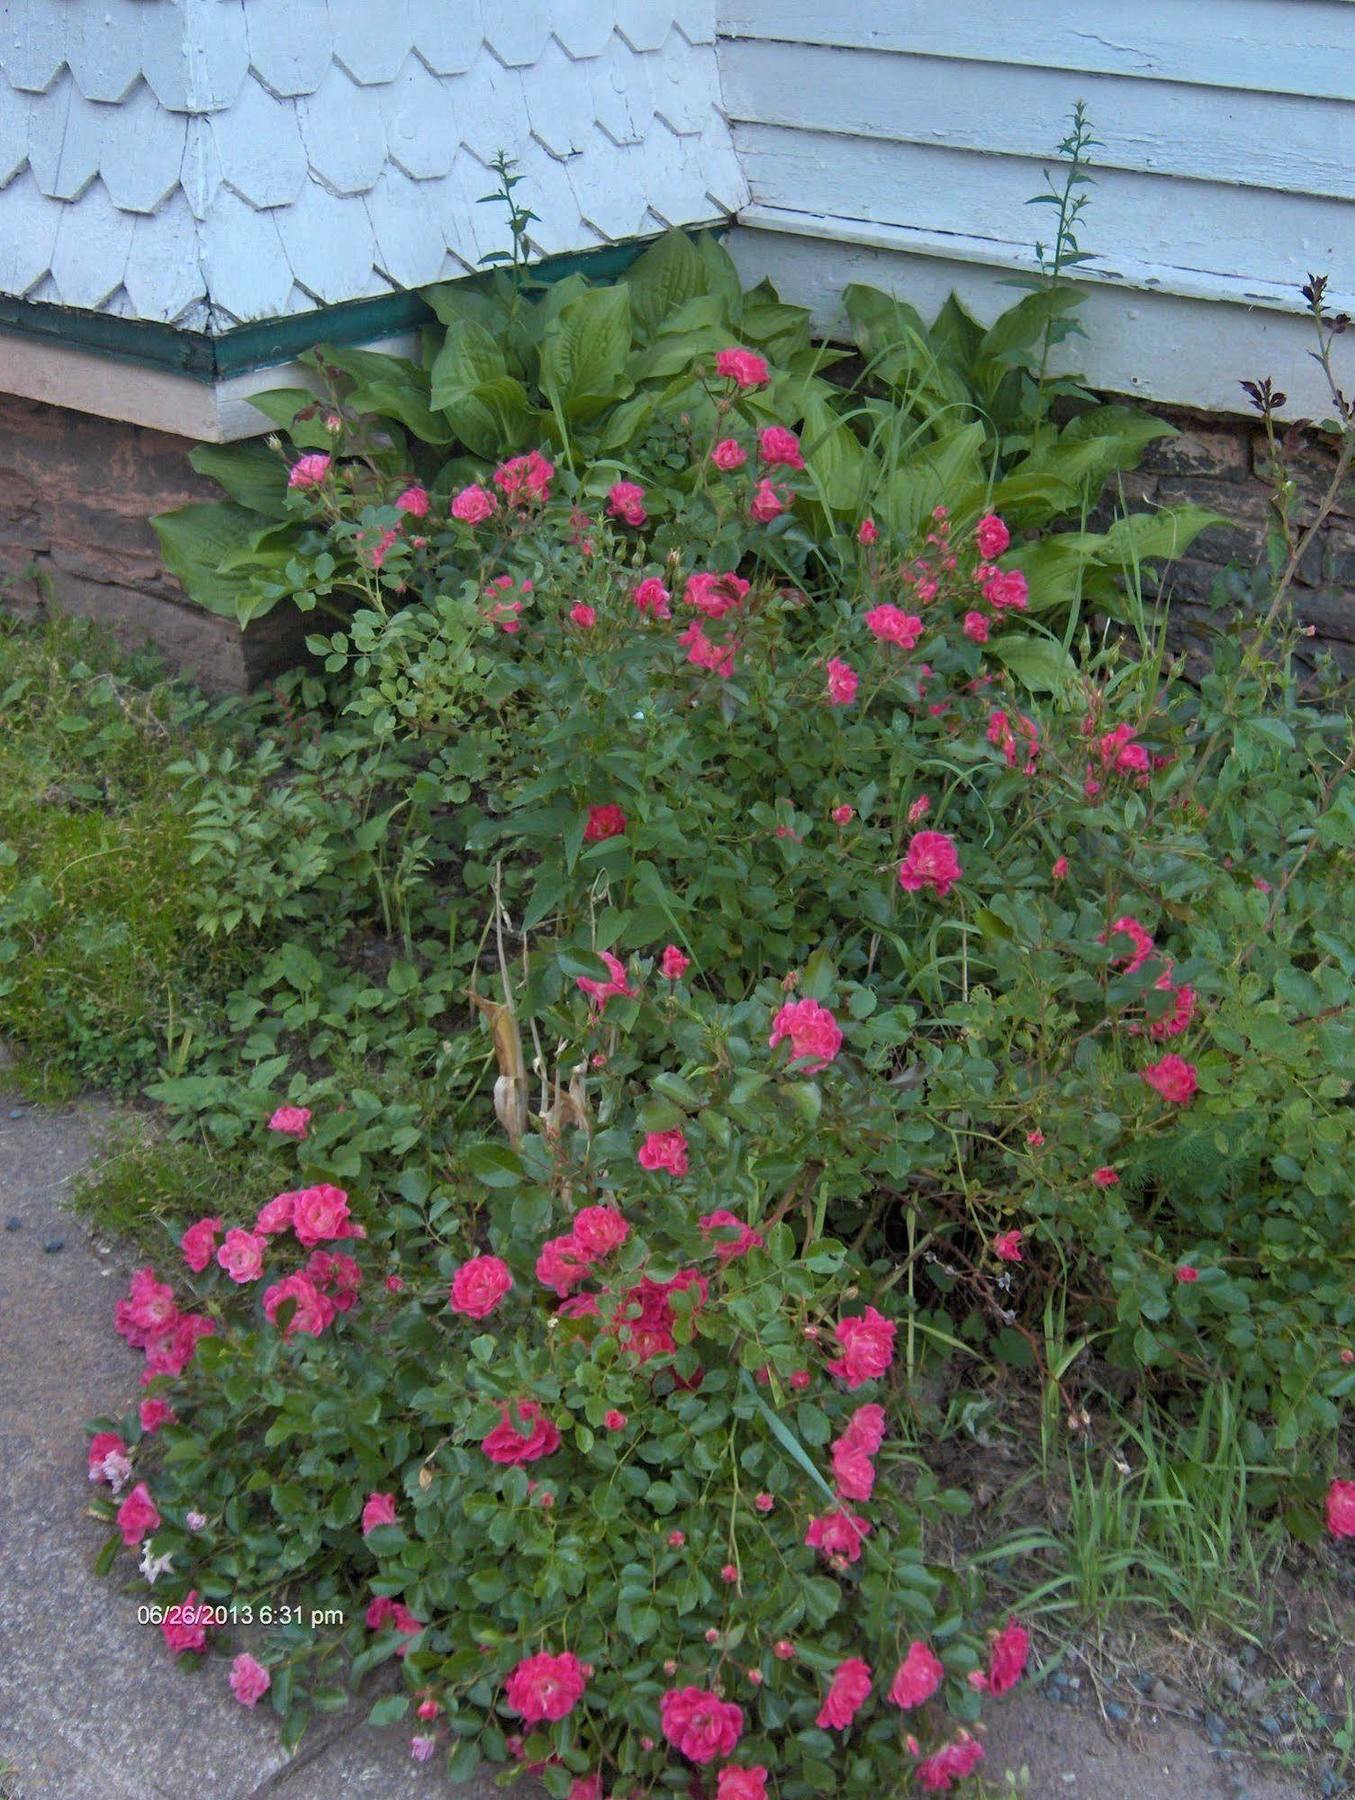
[1125,406,1355,673]
[0,393,306,695]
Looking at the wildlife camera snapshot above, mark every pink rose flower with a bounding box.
[975,513,1010,558]
[396,484,429,518]
[633,576,672,618]
[505,1649,588,1722]
[907,795,931,825]
[768,995,843,1071]
[831,1444,876,1501]
[698,1210,764,1266]
[749,479,786,523]
[858,517,878,545]
[254,1191,296,1235]
[262,1272,335,1338]
[1052,855,1070,879]
[660,1686,744,1763]
[116,1481,160,1546]
[898,829,962,898]
[839,1402,887,1454]
[575,949,636,1011]
[962,609,990,643]
[1091,1166,1119,1188]
[982,567,1028,611]
[180,1216,222,1273]
[1149,976,1197,1041]
[864,604,924,649]
[1328,1479,1355,1537]
[216,1228,266,1284]
[569,1779,603,1800]
[290,1183,353,1248]
[679,619,736,678]
[816,1657,872,1730]
[451,483,496,525]
[536,1234,593,1297]
[161,1590,208,1655]
[1103,914,1155,973]
[826,657,858,705]
[804,1507,871,1564]
[287,453,331,489]
[717,1767,768,1800]
[971,1619,1029,1695]
[366,1594,423,1642]
[889,1640,944,1709]
[482,1401,561,1465]
[831,804,854,825]
[450,1254,513,1319]
[606,480,648,527]
[638,1127,689,1177]
[229,1653,271,1707]
[826,1304,896,1387]
[583,803,627,843]
[758,425,804,469]
[993,1228,1023,1264]
[87,1430,128,1483]
[916,1732,985,1791]
[1176,1264,1199,1283]
[307,1249,362,1311]
[659,944,690,979]
[114,1267,178,1348]
[714,347,770,389]
[570,1205,630,1259]
[493,450,554,506]
[1142,1053,1198,1105]
[569,603,596,628]
[684,571,750,619]
[604,1409,627,1431]
[138,1399,175,1434]
[362,1491,398,1536]
[711,438,747,471]
[141,1312,215,1380]
[267,1105,311,1139]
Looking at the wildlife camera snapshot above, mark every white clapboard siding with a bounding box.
[718,0,1355,103]
[718,0,1355,414]
[733,127,1353,301]
[719,40,1355,201]
[727,222,1341,418]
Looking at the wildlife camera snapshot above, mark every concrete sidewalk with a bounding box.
[0,1095,1312,1800]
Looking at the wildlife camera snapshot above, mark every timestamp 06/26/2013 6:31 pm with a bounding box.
[138,1601,346,1629]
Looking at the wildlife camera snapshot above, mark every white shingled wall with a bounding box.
[718,0,1355,417]
[0,0,746,328]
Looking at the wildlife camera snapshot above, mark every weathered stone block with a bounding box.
[1141,418,1250,480]
[0,392,307,694]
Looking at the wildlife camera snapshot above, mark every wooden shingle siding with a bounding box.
[719,0,1355,415]
[0,0,747,328]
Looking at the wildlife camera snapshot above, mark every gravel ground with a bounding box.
[0,1091,1315,1799]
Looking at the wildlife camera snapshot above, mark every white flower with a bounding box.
[139,1542,175,1586]
[98,1451,133,1494]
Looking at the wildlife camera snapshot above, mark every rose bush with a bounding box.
[85,296,1355,1788]
[88,995,1031,1792]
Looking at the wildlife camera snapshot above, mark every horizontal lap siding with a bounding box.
[716,0,1355,411]
[718,0,1355,102]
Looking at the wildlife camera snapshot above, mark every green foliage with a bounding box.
[0,611,258,1093]
[152,225,1214,633]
